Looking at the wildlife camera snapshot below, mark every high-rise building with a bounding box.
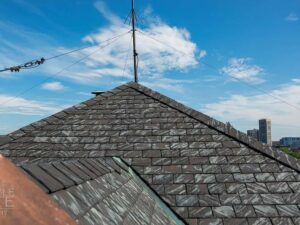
[259,119,272,145]
[247,129,259,140]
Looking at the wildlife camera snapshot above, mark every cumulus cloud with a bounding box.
[41,81,65,91]
[202,79,300,138]
[220,58,264,83]
[0,2,204,92]
[70,1,201,83]
[285,13,299,22]
[0,95,63,115]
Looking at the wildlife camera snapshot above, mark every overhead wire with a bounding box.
[136,29,300,112]
[0,30,131,106]
[0,30,132,73]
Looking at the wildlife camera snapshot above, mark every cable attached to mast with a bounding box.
[0,30,131,73]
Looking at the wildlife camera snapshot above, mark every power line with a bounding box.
[0,31,130,106]
[0,30,131,73]
[137,29,300,112]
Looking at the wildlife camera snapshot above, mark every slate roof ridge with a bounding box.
[126,81,300,172]
[1,83,131,145]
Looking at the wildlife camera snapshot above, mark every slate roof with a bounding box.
[0,155,77,225]
[1,82,300,225]
[17,156,182,225]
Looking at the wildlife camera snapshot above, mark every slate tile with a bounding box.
[247,218,272,225]
[282,193,300,204]
[288,182,300,192]
[165,184,186,195]
[181,149,200,157]
[223,141,240,148]
[226,183,247,194]
[144,166,162,174]
[195,174,216,183]
[205,142,222,148]
[182,165,202,173]
[162,136,179,142]
[221,165,240,173]
[260,163,281,173]
[22,163,65,193]
[172,157,189,165]
[266,182,291,193]
[274,172,296,182]
[189,157,209,165]
[271,218,294,225]
[174,174,194,183]
[199,148,217,156]
[227,156,245,164]
[209,156,227,164]
[199,195,220,206]
[220,194,241,205]
[176,195,199,207]
[233,173,255,183]
[52,191,86,218]
[162,165,182,174]
[260,194,285,204]
[223,218,248,225]
[246,183,268,193]
[241,194,263,205]
[142,150,161,157]
[212,206,235,218]
[239,164,261,173]
[198,218,223,225]
[39,162,75,188]
[234,205,256,217]
[188,207,213,218]
[152,158,171,166]
[162,150,179,157]
[253,205,278,217]
[216,174,234,183]
[255,173,275,182]
[202,165,221,173]
[276,204,300,216]
[131,158,151,166]
[208,183,226,194]
[153,174,173,184]
[187,184,209,194]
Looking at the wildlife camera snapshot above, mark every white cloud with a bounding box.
[220,58,264,83]
[199,50,207,59]
[61,1,202,86]
[202,79,300,139]
[0,95,62,115]
[41,81,65,91]
[0,2,204,92]
[285,13,299,21]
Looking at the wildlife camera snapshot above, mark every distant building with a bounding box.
[272,141,281,148]
[259,119,272,145]
[247,129,259,140]
[280,137,300,149]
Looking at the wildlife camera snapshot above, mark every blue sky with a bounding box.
[0,0,299,140]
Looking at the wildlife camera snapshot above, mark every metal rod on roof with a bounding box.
[131,0,138,83]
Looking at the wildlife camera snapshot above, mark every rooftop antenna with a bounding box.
[131,0,138,83]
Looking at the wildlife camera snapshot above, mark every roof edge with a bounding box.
[127,82,300,172]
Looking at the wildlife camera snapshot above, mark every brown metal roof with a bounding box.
[0,154,77,225]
